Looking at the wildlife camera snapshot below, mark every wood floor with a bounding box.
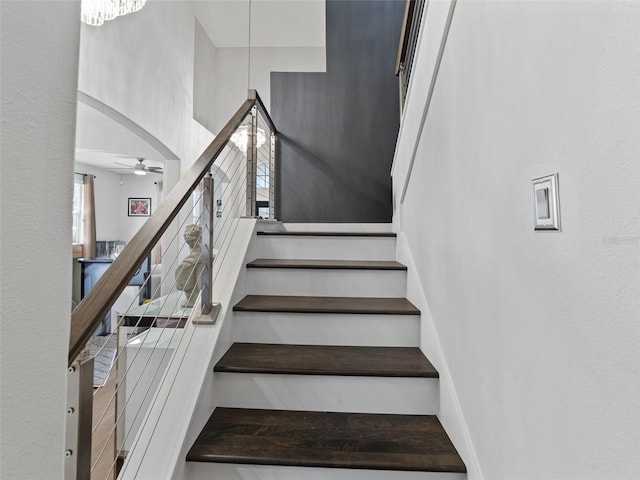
[91,371,116,480]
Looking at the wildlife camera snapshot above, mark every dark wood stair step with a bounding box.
[186,408,466,473]
[257,231,396,237]
[247,258,407,270]
[215,343,438,378]
[233,295,420,315]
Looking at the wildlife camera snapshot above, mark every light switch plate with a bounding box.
[532,173,561,231]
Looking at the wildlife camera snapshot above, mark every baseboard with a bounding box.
[396,231,484,480]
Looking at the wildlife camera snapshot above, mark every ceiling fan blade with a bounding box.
[147,167,163,173]
[114,161,134,168]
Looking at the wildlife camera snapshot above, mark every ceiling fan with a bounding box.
[112,157,163,176]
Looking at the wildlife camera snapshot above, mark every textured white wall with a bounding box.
[394,1,640,479]
[0,1,81,479]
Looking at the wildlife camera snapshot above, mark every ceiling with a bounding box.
[75,149,165,175]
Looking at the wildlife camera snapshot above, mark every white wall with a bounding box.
[0,2,81,479]
[194,18,219,135]
[75,163,160,243]
[393,2,640,480]
[78,0,326,168]
[78,0,214,171]
[118,174,161,243]
[75,99,176,164]
[192,0,326,134]
[194,0,326,49]
[209,46,326,134]
[75,163,120,240]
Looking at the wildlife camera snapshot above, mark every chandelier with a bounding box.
[230,125,266,155]
[81,0,147,26]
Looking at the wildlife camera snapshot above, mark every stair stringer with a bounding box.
[396,231,484,480]
[118,218,258,480]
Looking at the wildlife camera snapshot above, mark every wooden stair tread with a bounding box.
[233,295,420,315]
[247,258,407,270]
[215,343,438,377]
[257,231,396,237]
[187,408,466,473]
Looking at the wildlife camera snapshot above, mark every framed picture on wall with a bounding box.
[128,198,151,217]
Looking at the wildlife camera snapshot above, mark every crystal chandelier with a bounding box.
[81,0,147,27]
[230,125,266,155]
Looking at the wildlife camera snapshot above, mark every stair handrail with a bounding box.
[395,0,426,112]
[395,0,417,76]
[68,89,274,366]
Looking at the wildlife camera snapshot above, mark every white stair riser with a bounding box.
[256,236,396,261]
[215,373,439,415]
[246,268,406,297]
[186,463,466,480]
[233,312,420,347]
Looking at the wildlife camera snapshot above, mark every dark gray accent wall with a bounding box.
[271,0,404,223]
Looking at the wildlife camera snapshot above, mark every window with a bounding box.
[256,163,269,189]
[192,188,203,225]
[256,201,270,219]
[72,180,84,244]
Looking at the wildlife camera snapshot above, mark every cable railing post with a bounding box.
[194,173,220,324]
[201,175,212,314]
[269,132,276,219]
[246,106,258,217]
[65,351,93,480]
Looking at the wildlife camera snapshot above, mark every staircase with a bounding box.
[185,227,466,479]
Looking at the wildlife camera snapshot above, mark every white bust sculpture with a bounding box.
[175,224,202,307]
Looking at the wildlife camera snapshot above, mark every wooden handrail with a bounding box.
[252,90,277,134]
[68,92,266,365]
[395,0,416,76]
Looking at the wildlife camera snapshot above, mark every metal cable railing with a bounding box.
[91,189,208,479]
[65,91,277,480]
[119,139,255,478]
